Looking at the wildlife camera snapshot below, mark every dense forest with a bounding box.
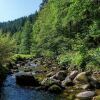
[0,0,100,99]
[0,0,100,71]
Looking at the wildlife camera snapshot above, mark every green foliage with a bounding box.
[86,47,100,70]
[57,53,71,66]
[0,35,16,64]
[12,54,34,62]
[31,0,100,70]
[0,13,38,34]
[19,21,32,54]
[13,32,22,53]
[0,0,100,71]
[57,52,84,69]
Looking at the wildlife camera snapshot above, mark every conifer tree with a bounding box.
[20,21,32,54]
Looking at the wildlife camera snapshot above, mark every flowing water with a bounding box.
[0,74,66,100]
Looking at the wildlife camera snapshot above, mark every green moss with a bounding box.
[48,84,62,94]
[12,54,34,61]
[34,74,46,82]
[93,96,100,100]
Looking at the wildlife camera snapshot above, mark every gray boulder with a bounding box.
[50,70,67,81]
[62,76,74,86]
[76,91,95,99]
[69,70,78,80]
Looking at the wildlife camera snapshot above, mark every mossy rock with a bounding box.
[48,84,62,94]
[41,78,56,86]
[41,78,59,86]
[74,72,91,84]
[92,96,100,100]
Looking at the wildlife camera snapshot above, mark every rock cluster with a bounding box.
[13,64,100,99]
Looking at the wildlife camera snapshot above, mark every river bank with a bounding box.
[0,57,100,100]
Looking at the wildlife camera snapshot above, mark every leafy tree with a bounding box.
[0,0,99,71]
[31,0,100,70]
[0,34,16,64]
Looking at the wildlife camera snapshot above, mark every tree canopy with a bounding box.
[0,0,100,70]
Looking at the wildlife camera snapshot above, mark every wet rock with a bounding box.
[62,76,74,86]
[48,84,62,94]
[50,71,67,81]
[76,91,95,99]
[16,72,39,86]
[69,70,78,80]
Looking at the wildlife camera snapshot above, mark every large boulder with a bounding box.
[40,77,62,91]
[16,72,39,86]
[76,91,95,99]
[69,70,78,80]
[50,71,67,81]
[74,72,91,84]
[48,84,62,94]
[62,76,74,86]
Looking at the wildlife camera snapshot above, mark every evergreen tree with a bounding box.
[20,21,32,54]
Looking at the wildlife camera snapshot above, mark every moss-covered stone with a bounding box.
[92,96,100,100]
[41,78,60,86]
[48,84,62,94]
[74,72,91,84]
